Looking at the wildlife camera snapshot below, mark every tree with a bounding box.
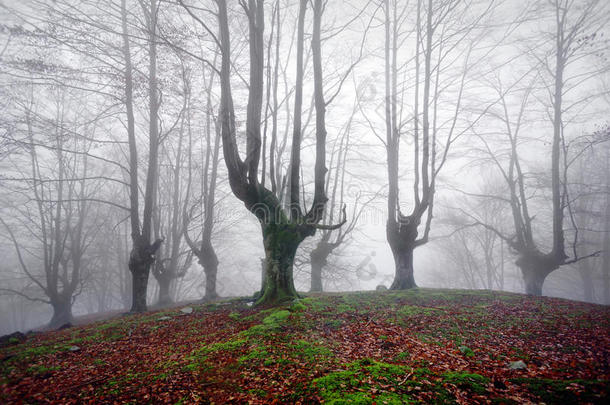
[150,58,195,305]
[183,60,223,302]
[200,0,346,305]
[308,96,375,292]
[379,0,492,289]
[0,86,97,328]
[468,0,608,295]
[121,0,164,312]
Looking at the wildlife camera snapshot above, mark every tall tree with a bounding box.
[183,61,223,302]
[122,0,163,312]
[309,97,375,292]
[381,0,491,289]
[0,87,97,328]
[196,0,346,304]
[468,0,608,295]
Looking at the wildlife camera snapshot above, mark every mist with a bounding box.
[0,0,608,336]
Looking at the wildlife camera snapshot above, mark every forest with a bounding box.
[0,0,609,403]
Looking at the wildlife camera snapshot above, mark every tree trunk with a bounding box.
[260,258,266,295]
[390,245,417,290]
[310,240,332,292]
[204,264,218,301]
[196,240,219,301]
[387,220,418,290]
[310,256,323,292]
[520,268,546,296]
[256,222,306,305]
[602,170,610,305]
[49,297,72,329]
[157,276,172,306]
[516,253,558,297]
[128,237,162,312]
[130,261,150,313]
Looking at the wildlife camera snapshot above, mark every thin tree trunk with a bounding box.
[602,151,610,305]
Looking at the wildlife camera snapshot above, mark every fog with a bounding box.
[0,0,608,336]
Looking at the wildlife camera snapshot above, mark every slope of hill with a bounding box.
[1,289,608,404]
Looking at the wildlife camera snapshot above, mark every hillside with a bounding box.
[1,289,609,404]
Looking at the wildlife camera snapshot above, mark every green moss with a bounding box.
[398,305,442,317]
[509,377,608,404]
[394,351,410,361]
[263,310,291,326]
[442,372,489,394]
[289,339,332,361]
[240,309,292,339]
[228,312,241,321]
[248,388,267,397]
[238,346,269,365]
[25,364,60,375]
[313,359,421,404]
[289,300,307,312]
[301,297,327,312]
[458,345,475,357]
[324,319,343,329]
[321,391,410,404]
[182,338,249,374]
[93,358,106,366]
[336,303,355,313]
[183,349,211,373]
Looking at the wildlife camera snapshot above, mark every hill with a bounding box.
[1,289,609,404]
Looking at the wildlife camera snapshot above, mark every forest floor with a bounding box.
[1,289,609,404]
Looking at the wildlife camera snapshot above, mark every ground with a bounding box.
[1,289,608,404]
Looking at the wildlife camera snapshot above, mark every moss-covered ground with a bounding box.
[1,289,608,403]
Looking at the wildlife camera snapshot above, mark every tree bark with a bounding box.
[198,240,219,301]
[310,262,323,292]
[256,220,308,305]
[128,237,161,312]
[390,245,417,290]
[516,253,558,297]
[387,219,418,290]
[212,0,337,306]
[157,275,172,306]
[602,155,610,305]
[129,261,150,313]
[310,257,323,293]
[49,296,72,329]
[310,240,334,292]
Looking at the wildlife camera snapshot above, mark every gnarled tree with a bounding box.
[468,0,607,295]
[183,61,222,302]
[379,0,492,289]
[204,0,345,304]
[121,0,164,312]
